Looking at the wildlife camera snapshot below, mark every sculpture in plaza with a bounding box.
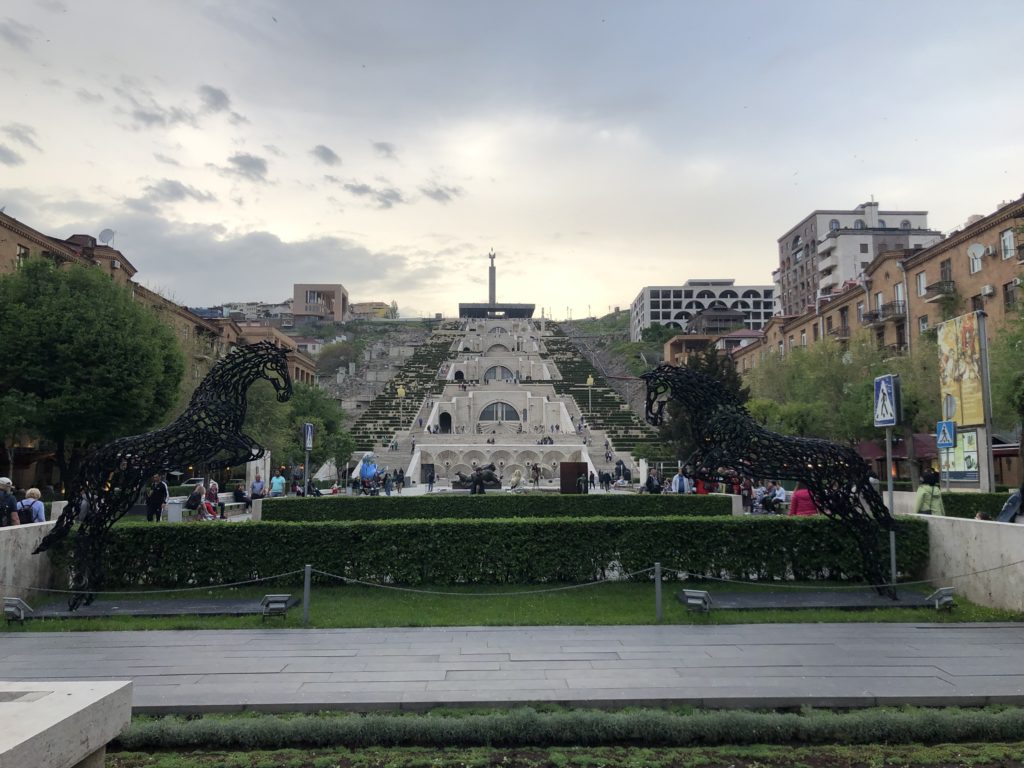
[453,463,502,491]
[641,363,897,596]
[35,341,293,609]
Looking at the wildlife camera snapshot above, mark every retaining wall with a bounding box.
[0,520,58,602]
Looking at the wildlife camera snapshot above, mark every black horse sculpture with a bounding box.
[35,341,293,608]
[641,363,896,596]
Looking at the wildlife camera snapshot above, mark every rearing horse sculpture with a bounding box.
[35,341,293,609]
[641,363,896,597]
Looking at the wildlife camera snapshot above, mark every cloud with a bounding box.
[198,84,247,124]
[35,0,68,12]
[126,179,217,212]
[153,152,180,166]
[2,124,41,151]
[372,141,397,160]
[0,144,25,166]
[75,88,104,104]
[0,18,37,51]
[219,152,268,182]
[263,144,284,157]
[115,81,196,129]
[311,144,341,166]
[341,180,406,209]
[419,182,464,204]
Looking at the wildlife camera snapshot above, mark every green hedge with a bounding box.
[941,492,1009,520]
[261,493,732,522]
[93,516,928,587]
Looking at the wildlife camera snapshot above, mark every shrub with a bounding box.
[940,492,1009,520]
[261,493,732,522]
[96,516,928,588]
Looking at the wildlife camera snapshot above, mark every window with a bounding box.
[839,307,849,328]
[800,330,807,346]
[919,316,929,334]
[969,249,983,274]
[916,271,927,296]
[900,220,911,230]
[860,243,869,253]
[1005,281,1019,310]
[480,401,520,421]
[878,219,887,228]
[1002,229,1016,260]
[856,302,865,323]
[854,219,865,230]
[484,365,514,382]
[788,335,795,350]
[971,295,984,312]
[829,219,840,231]
[875,292,884,311]
[940,258,952,282]
[813,325,819,341]
[16,244,28,268]
[894,282,905,304]
[825,316,833,332]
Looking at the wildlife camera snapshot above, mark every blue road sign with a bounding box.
[873,375,900,428]
[936,420,956,449]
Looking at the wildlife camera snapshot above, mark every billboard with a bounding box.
[939,428,979,482]
[936,311,986,427]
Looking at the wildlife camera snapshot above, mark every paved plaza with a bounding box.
[4,622,1024,713]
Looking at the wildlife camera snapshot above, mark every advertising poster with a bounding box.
[940,428,979,482]
[937,312,985,426]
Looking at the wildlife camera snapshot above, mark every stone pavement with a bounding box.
[3,623,1024,713]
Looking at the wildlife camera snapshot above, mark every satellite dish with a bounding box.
[98,228,116,245]
[966,243,985,260]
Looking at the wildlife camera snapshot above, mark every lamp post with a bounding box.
[585,374,594,414]
[396,384,406,429]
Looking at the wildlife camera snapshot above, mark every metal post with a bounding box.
[303,450,310,499]
[885,427,896,589]
[654,562,663,623]
[302,563,312,626]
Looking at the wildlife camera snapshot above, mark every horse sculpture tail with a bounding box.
[33,480,84,554]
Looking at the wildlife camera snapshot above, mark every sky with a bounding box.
[2,1,1023,319]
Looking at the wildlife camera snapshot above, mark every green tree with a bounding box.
[0,259,184,483]
[640,324,677,344]
[0,390,39,479]
[990,295,1024,469]
[316,340,359,376]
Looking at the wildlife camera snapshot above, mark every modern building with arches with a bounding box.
[629,279,775,341]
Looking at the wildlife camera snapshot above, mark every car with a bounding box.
[182,477,205,486]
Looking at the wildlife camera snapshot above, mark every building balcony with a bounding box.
[817,253,838,272]
[861,310,882,325]
[880,301,906,320]
[883,343,908,357]
[923,280,956,303]
[826,325,851,340]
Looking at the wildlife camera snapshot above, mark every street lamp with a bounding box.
[585,374,594,414]
[396,384,406,428]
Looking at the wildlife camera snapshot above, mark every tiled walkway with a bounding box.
[4,623,1023,713]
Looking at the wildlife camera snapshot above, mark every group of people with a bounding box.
[0,477,46,526]
[641,467,821,516]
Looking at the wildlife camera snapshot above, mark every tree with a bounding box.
[990,297,1024,468]
[0,259,184,483]
[0,390,38,478]
[316,340,359,376]
[387,300,399,319]
[640,324,677,344]
[244,381,355,478]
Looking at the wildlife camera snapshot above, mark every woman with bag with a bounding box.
[915,470,945,516]
[17,487,46,524]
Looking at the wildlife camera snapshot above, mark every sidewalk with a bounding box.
[3,623,1024,713]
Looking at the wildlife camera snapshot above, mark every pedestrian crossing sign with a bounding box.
[936,420,956,449]
[873,374,901,428]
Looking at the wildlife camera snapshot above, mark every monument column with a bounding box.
[488,250,496,305]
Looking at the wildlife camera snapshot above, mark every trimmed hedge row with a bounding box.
[261,493,732,522]
[941,492,1011,520]
[95,516,928,587]
[115,706,1024,750]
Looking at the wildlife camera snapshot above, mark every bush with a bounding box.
[94,516,928,588]
[261,493,732,522]
[941,492,1009,520]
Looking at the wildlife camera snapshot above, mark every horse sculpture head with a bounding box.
[255,341,294,402]
[640,364,675,426]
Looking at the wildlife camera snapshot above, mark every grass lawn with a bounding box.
[105,742,1024,767]
[5,580,1021,633]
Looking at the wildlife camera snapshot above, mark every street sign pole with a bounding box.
[303,422,314,496]
[885,426,896,589]
[875,375,900,592]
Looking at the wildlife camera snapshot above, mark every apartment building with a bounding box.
[775,201,940,316]
[629,279,775,341]
[293,283,348,323]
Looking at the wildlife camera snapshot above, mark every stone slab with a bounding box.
[33,596,299,619]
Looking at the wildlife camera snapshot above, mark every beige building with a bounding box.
[350,301,392,320]
[237,322,318,386]
[293,283,348,323]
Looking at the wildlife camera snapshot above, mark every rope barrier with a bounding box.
[0,570,306,596]
[310,567,655,596]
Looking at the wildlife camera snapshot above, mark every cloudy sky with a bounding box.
[2,1,1022,318]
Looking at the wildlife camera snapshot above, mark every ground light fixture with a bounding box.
[260,594,292,620]
[925,586,955,610]
[677,589,713,613]
[4,597,33,624]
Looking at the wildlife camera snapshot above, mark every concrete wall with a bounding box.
[924,515,1024,613]
[0,521,59,602]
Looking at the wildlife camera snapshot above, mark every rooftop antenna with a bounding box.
[98,228,116,246]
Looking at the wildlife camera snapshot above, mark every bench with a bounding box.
[164,492,248,522]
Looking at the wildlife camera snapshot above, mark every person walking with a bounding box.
[383,472,393,497]
[671,468,690,494]
[997,481,1024,522]
[269,470,287,498]
[145,473,169,522]
[426,470,435,492]
[395,468,405,494]
[17,488,46,524]
[787,482,819,516]
[915,469,945,515]
[0,478,18,527]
